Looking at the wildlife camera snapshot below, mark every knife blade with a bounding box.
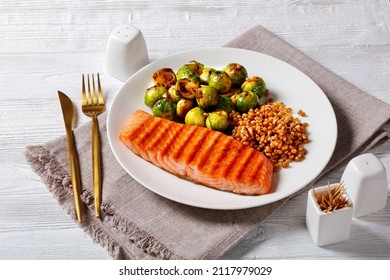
[58,91,82,223]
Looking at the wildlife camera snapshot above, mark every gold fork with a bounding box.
[81,73,105,218]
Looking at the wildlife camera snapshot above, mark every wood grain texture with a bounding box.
[0,0,389,260]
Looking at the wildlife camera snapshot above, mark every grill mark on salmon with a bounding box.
[119,110,273,195]
[171,125,196,161]
[218,144,243,180]
[176,128,208,166]
[129,115,161,162]
[155,123,183,175]
[200,134,232,176]
[194,131,223,171]
[225,147,254,190]
[164,125,198,177]
[242,151,262,182]
[144,120,171,167]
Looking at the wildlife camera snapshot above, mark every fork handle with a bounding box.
[92,114,102,217]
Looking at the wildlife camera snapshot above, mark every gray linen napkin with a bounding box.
[25,25,390,260]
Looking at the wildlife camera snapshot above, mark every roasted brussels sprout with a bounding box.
[152,97,177,120]
[216,95,235,114]
[235,91,259,113]
[176,99,195,119]
[144,86,167,108]
[208,71,232,93]
[199,67,216,84]
[241,76,267,99]
[187,60,204,75]
[196,85,219,110]
[223,63,248,86]
[166,85,181,103]
[152,68,177,89]
[206,110,229,131]
[176,78,200,99]
[184,107,206,127]
[177,60,204,76]
[176,67,201,83]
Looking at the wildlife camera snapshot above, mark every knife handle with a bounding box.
[92,115,102,218]
[67,130,83,223]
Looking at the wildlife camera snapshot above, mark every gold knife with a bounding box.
[58,91,82,223]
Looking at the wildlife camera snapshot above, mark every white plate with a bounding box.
[107,47,337,209]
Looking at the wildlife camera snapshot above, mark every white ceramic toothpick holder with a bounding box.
[306,183,353,246]
[341,153,388,218]
[106,24,149,82]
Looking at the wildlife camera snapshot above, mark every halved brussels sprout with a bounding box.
[208,71,232,93]
[184,107,206,127]
[152,97,177,120]
[152,68,177,89]
[176,78,200,100]
[216,95,235,114]
[223,63,248,86]
[144,86,167,108]
[176,99,195,119]
[166,85,181,103]
[241,76,267,99]
[206,110,229,131]
[235,91,259,113]
[196,85,219,110]
[199,67,216,84]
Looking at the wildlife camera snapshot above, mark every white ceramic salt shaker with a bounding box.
[306,183,353,246]
[340,153,388,218]
[106,24,149,82]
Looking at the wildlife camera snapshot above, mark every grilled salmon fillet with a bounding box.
[119,110,273,195]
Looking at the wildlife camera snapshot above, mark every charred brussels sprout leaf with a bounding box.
[176,99,195,119]
[223,63,248,86]
[206,110,229,131]
[241,76,267,99]
[152,68,177,89]
[184,107,206,127]
[235,91,259,113]
[152,97,177,120]
[208,71,232,93]
[196,85,219,110]
[144,86,167,108]
[176,78,200,100]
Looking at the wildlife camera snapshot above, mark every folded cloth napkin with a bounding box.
[25,25,390,260]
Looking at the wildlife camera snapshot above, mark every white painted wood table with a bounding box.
[0,0,389,260]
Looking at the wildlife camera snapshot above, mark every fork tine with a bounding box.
[87,74,92,105]
[97,73,104,105]
[81,74,87,106]
[92,73,97,105]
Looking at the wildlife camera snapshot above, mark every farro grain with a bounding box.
[230,101,309,170]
